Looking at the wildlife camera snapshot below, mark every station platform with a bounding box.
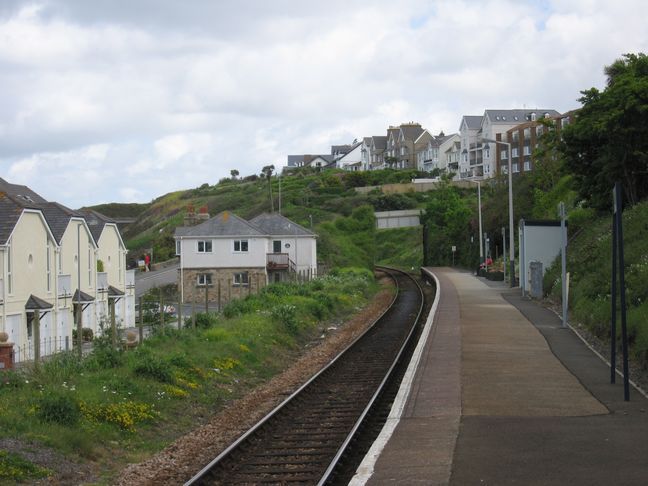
[351,267,648,485]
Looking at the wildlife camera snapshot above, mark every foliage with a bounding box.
[96,259,104,272]
[562,52,648,210]
[422,182,472,266]
[80,400,156,432]
[131,348,174,383]
[271,304,299,334]
[34,390,81,426]
[0,451,49,481]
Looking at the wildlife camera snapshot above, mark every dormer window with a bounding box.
[531,112,537,121]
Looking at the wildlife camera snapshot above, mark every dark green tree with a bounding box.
[261,165,275,212]
[422,182,472,265]
[562,53,648,209]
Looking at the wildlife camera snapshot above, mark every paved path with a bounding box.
[357,267,648,485]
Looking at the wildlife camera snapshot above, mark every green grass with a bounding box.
[544,199,648,365]
[0,269,378,481]
[375,226,423,269]
[0,450,50,482]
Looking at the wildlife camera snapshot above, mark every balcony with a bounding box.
[97,272,108,292]
[267,253,296,273]
[126,269,135,290]
[57,274,72,298]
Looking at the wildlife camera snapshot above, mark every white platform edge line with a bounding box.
[349,270,441,485]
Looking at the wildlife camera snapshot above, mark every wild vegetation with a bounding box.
[0,269,378,482]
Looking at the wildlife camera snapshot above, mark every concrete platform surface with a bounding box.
[359,267,648,486]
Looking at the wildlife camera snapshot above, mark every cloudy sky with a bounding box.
[1,0,647,208]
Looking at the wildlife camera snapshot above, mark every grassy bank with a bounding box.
[0,269,377,483]
[544,199,648,366]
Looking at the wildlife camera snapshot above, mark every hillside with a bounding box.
[115,169,430,268]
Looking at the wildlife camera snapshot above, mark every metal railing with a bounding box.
[12,336,72,364]
[266,253,296,273]
[58,274,72,297]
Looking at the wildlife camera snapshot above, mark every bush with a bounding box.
[203,327,231,342]
[271,304,298,334]
[72,328,94,342]
[131,348,174,383]
[34,391,81,426]
[0,451,49,481]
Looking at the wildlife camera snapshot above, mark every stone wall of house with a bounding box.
[181,267,268,305]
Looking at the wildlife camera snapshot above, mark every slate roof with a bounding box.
[108,285,125,298]
[287,155,305,167]
[25,294,54,310]
[249,213,316,237]
[72,289,95,302]
[0,193,26,245]
[0,178,48,204]
[175,211,265,238]
[78,209,115,242]
[461,116,483,130]
[400,124,424,141]
[485,109,561,124]
[371,136,387,150]
[39,202,82,244]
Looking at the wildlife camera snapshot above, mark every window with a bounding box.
[197,240,212,253]
[197,273,212,286]
[233,272,249,286]
[501,150,508,160]
[523,146,531,156]
[511,147,519,157]
[273,240,282,253]
[7,240,12,295]
[176,240,181,256]
[46,240,51,292]
[88,245,92,286]
[233,240,248,252]
[524,161,531,171]
[513,163,520,173]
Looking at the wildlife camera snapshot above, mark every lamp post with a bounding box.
[468,180,484,269]
[482,137,515,287]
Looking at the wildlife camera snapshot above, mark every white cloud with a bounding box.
[1,0,648,207]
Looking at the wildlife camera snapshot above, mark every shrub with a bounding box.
[80,401,156,432]
[189,312,219,329]
[34,391,81,426]
[72,328,94,342]
[131,349,174,383]
[271,304,298,334]
[203,327,231,342]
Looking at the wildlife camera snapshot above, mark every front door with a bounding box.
[273,240,282,253]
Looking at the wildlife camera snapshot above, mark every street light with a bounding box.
[482,137,515,287]
[468,180,484,269]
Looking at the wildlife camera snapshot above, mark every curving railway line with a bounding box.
[186,267,426,485]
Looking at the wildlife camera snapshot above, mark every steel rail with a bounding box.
[185,267,424,485]
[317,266,424,484]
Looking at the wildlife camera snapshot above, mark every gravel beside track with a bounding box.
[116,275,395,486]
[186,268,423,485]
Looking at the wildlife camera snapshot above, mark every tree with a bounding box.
[261,165,275,212]
[562,53,648,210]
[230,169,239,180]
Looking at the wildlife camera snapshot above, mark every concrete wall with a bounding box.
[375,210,421,229]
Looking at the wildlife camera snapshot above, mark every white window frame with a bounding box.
[233,240,249,253]
[88,245,92,287]
[513,163,520,173]
[233,272,249,287]
[524,161,531,171]
[46,240,51,292]
[197,273,212,286]
[7,240,12,295]
[197,240,212,253]
[175,240,181,256]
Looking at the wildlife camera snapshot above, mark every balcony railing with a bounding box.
[267,253,296,273]
[97,272,108,292]
[58,274,72,298]
[126,269,135,290]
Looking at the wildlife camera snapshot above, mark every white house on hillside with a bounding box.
[175,211,317,305]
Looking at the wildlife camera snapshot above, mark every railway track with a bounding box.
[186,267,426,485]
